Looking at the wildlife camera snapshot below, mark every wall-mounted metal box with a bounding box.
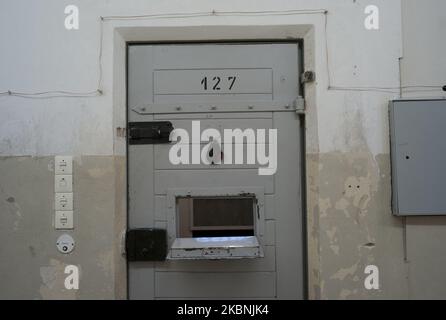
[390,99,446,216]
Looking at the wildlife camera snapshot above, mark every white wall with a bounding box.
[402,0,446,99]
[0,0,402,157]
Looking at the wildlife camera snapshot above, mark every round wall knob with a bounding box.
[56,234,75,254]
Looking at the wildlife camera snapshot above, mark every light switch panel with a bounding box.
[55,175,73,192]
[55,192,73,211]
[55,211,74,229]
[55,156,73,174]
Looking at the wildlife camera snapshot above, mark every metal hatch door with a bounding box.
[127,42,304,299]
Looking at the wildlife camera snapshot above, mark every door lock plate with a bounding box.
[126,228,167,261]
[128,121,173,145]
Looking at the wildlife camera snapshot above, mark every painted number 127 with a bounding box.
[201,76,237,91]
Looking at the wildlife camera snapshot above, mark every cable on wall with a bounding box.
[0,8,443,99]
[0,90,101,99]
[100,9,327,21]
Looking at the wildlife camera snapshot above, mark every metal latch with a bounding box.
[125,228,167,261]
[128,121,173,145]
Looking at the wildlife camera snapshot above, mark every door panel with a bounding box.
[155,272,276,298]
[127,42,304,299]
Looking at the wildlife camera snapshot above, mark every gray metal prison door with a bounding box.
[127,42,304,299]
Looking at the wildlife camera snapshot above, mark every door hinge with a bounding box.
[128,121,173,145]
[294,97,305,114]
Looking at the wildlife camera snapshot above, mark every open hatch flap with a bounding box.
[167,236,264,260]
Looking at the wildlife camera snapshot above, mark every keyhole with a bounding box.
[207,142,223,165]
[209,148,215,165]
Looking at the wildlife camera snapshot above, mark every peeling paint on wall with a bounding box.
[330,262,358,281]
[39,259,77,300]
[0,156,125,299]
[309,152,408,299]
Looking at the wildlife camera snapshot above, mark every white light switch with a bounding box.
[55,211,74,229]
[55,156,73,174]
[55,175,73,192]
[55,192,73,211]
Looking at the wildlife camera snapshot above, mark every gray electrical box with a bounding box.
[390,99,446,216]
